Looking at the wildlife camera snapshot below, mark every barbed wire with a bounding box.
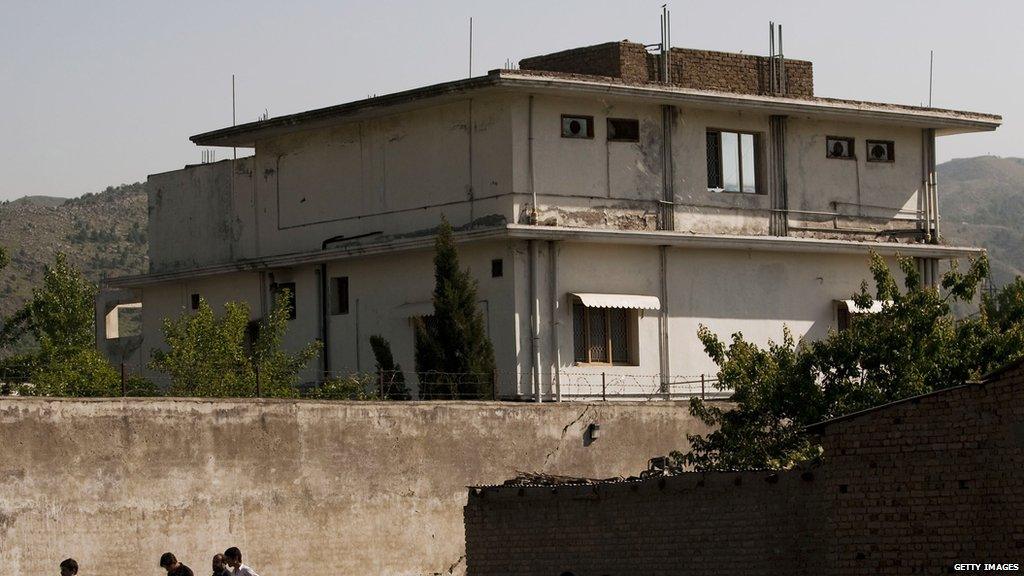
[0,367,731,401]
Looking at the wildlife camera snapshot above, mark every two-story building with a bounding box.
[98,41,1000,400]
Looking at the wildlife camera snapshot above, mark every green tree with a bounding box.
[370,334,410,400]
[414,217,496,399]
[149,290,321,397]
[0,253,146,396]
[674,252,1021,471]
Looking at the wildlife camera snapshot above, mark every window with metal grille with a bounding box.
[706,130,761,193]
[572,301,635,364]
[866,140,895,163]
[826,136,855,159]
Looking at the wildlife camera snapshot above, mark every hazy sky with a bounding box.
[0,0,1019,200]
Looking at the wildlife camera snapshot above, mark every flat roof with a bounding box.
[191,70,1001,148]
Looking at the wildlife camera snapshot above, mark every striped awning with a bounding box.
[571,293,661,310]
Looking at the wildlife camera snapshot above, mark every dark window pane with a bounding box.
[330,277,349,315]
[491,258,503,278]
[609,309,630,363]
[190,293,200,310]
[588,308,608,363]
[706,131,722,188]
[607,118,639,142]
[573,302,587,362]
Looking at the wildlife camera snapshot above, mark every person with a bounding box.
[59,558,78,576]
[211,554,231,576]
[159,552,195,576]
[223,547,259,576]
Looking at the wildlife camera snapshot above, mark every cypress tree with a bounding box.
[414,216,496,399]
[370,334,410,400]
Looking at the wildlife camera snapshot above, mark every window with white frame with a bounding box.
[572,301,636,365]
[706,129,761,193]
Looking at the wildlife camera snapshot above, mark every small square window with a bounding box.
[561,115,594,139]
[826,136,855,159]
[330,277,349,315]
[607,118,639,142]
[866,140,895,163]
[190,293,200,310]
[272,282,297,320]
[491,259,503,278]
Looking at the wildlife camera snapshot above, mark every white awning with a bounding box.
[571,293,661,310]
[395,301,433,318]
[838,299,887,314]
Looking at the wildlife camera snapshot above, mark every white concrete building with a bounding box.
[99,41,1000,400]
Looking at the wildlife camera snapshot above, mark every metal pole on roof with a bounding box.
[469,17,473,78]
[928,50,934,107]
[232,74,237,161]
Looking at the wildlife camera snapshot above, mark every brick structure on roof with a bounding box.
[519,40,815,98]
[464,360,1024,575]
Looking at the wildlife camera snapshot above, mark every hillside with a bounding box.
[0,183,148,318]
[939,156,1024,285]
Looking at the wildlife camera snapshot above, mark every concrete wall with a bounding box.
[0,397,713,575]
[511,240,896,398]
[510,93,927,239]
[464,362,1024,575]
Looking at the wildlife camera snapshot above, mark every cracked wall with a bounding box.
[0,397,714,575]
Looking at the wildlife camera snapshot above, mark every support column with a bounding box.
[660,105,676,231]
[659,245,671,396]
[769,115,789,236]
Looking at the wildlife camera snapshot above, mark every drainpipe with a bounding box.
[317,263,330,378]
[928,129,939,242]
[528,240,542,402]
[921,129,933,243]
[528,94,537,224]
[659,245,670,397]
[660,105,675,231]
[548,240,561,402]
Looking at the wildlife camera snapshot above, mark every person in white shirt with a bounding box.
[223,547,259,576]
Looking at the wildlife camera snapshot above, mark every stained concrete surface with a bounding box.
[0,397,712,575]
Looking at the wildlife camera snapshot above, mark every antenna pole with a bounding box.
[232,74,237,161]
[928,50,934,107]
[469,17,473,78]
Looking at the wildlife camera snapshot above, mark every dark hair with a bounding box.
[224,547,241,561]
[159,552,177,567]
[60,558,79,574]
[213,554,226,563]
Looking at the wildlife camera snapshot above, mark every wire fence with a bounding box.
[0,367,731,402]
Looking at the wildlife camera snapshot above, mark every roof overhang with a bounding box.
[191,71,1000,147]
[105,224,985,289]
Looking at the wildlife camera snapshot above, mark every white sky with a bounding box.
[0,0,1019,200]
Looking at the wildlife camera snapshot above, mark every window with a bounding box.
[706,130,760,193]
[866,140,895,163]
[572,301,636,364]
[607,118,639,142]
[330,277,349,315]
[190,293,200,310]
[826,136,855,159]
[491,258,503,278]
[561,115,594,139]
[272,282,297,320]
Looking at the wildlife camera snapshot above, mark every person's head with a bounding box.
[212,553,227,573]
[223,547,242,568]
[59,558,79,576]
[159,552,179,572]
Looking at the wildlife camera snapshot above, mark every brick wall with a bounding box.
[464,362,1024,575]
[519,41,814,98]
